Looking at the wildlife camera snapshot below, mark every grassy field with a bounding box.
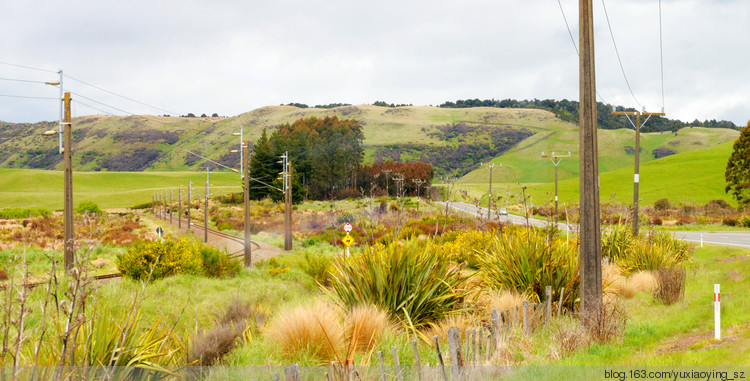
[458,141,737,207]
[0,168,241,210]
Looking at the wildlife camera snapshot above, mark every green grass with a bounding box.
[0,168,241,210]
[458,141,738,207]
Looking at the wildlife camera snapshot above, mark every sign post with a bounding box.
[342,223,354,257]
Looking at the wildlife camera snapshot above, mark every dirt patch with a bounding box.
[719,255,750,263]
[654,325,746,355]
[728,271,746,282]
[91,258,111,269]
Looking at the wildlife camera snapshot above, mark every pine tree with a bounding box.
[247,129,278,200]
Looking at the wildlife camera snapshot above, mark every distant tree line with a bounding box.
[373,101,413,108]
[284,103,352,109]
[438,98,738,132]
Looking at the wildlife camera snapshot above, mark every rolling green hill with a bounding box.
[1,106,737,181]
[459,140,738,207]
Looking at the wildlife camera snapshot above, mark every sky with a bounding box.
[0,0,748,125]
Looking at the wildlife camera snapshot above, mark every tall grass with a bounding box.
[604,228,691,274]
[477,228,579,309]
[328,240,471,330]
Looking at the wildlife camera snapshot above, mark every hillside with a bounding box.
[0,105,738,181]
[459,140,738,207]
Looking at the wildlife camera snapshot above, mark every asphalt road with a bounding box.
[439,201,750,249]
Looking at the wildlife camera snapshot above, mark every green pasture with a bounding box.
[0,168,241,210]
[457,140,736,207]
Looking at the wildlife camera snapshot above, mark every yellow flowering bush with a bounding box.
[117,237,203,280]
[439,229,495,268]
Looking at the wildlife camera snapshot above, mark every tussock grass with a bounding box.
[344,304,392,351]
[265,302,343,361]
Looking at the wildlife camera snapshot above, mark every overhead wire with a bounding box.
[64,73,180,116]
[0,77,49,84]
[0,94,57,100]
[556,0,609,105]
[0,62,57,74]
[600,0,642,109]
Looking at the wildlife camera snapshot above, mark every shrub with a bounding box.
[723,217,738,227]
[653,198,671,211]
[477,228,579,309]
[739,215,750,228]
[336,212,355,225]
[265,302,343,360]
[75,201,104,215]
[649,217,663,226]
[200,246,242,278]
[344,304,392,351]
[302,252,333,286]
[653,266,686,305]
[0,208,51,219]
[616,231,691,274]
[580,299,627,344]
[328,240,471,330]
[439,229,494,268]
[117,238,203,280]
[216,222,233,231]
[601,224,634,262]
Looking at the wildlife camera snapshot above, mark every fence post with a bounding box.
[433,335,448,381]
[412,340,422,381]
[283,364,300,381]
[378,351,386,381]
[392,346,403,381]
[447,327,464,380]
[546,286,552,324]
[558,287,565,316]
[491,308,499,353]
[523,301,530,336]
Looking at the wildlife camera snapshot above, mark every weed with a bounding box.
[579,299,627,344]
[653,266,686,305]
[265,302,343,361]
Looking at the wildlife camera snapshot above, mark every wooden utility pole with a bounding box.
[204,167,209,243]
[284,159,293,251]
[541,152,571,224]
[612,110,665,235]
[579,0,602,318]
[178,186,182,228]
[62,92,74,272]
[485,163,500,219]
[152,193,155,215]
[169,188,173,224]
[187,181,192,230]
[243,141,252,266]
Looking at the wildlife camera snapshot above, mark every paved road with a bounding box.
[439,201,750,249]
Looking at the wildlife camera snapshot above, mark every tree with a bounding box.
[247,129,277,200]
[725,121,750,208]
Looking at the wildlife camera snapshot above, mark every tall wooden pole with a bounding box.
[284,158,293,251]
[187,181,191,230]
[178,186,182,228]
[169,188,173,224]
[62,92,74,272]
[579,0,602,318]
[204,168,209,243]
[243,141,252,266]
[612,111,665,235]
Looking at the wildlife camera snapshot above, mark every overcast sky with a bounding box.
[1,0,748,125]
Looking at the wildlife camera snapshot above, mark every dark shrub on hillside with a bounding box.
[653,198,671,211]
[75,201,104,215]
[723,217,737,226]
[100,148,161,171]
[653,146,677,159]
[705,199,732,210]
[650,217,663,226]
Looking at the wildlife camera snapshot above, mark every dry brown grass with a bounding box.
[265,302,343,361]
[550,317,589,360]
[580,299,627,344]
[481,290,526,315]
[654,266,686,305]
[424,314,477,342]
[344,304,392,352]
[627,271,658,293]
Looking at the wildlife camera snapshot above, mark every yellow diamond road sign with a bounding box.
[342,235,355,247]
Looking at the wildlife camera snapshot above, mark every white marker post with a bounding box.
[714,284,721,340]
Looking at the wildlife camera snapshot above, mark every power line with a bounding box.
[600,0,643,109]
[0,77,48,84]
[0,62,57,74]
[68,91,139,116]
[69,91,176,126]
[64,74,180,116]
[0,94,57,100]
[556,0,609,105]
[73,100,116,116]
